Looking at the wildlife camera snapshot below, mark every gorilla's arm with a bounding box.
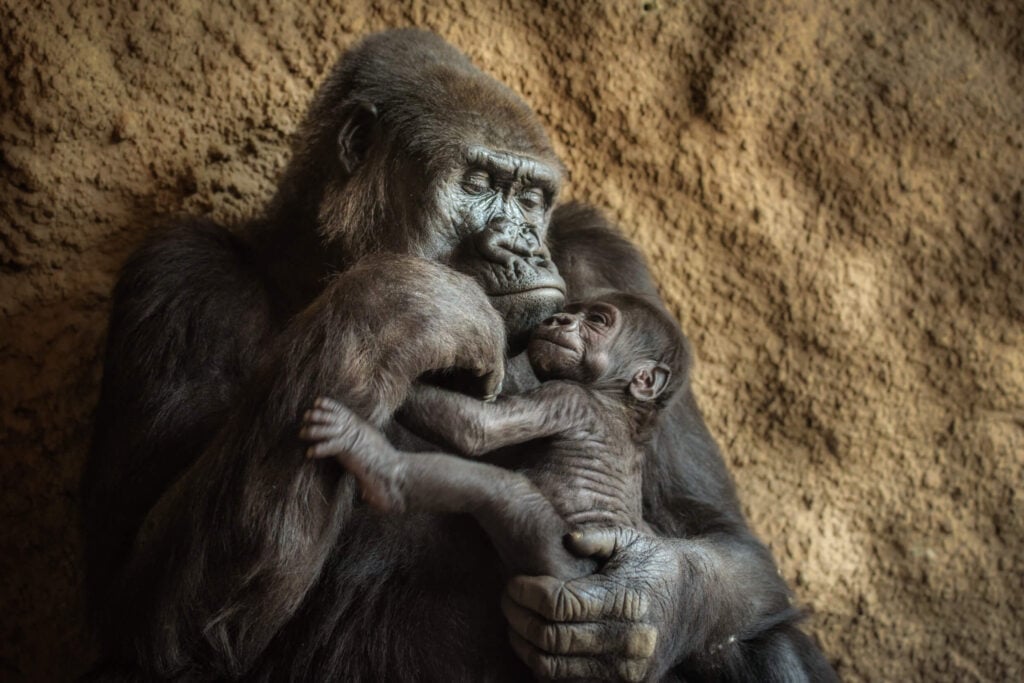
[500,203,836,681]
[83,227,505,677]
[397,382,590,456]
[301,396,593,580]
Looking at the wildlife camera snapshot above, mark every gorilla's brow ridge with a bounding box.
[466,145,560,189]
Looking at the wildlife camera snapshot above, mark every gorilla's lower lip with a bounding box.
[488,286,566,298]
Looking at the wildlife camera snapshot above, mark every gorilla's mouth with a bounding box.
[527,335,583,380]
[488,285,565,300]
[484,279,566,351]
[532,336,579,353]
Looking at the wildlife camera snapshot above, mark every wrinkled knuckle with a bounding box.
[557,585,587,621]
[615,586,648,621]
[633,589,651,620]
[603,587,627,618]
[551,584,571,620]
[543,624,573,654]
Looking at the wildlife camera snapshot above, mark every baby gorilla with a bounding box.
[301,292,688,580]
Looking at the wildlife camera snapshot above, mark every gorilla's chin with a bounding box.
[491,287,565,353]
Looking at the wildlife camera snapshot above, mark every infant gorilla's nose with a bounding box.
[543,312,577,329]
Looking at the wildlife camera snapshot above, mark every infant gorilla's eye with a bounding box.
[518,188,545,210]
[586,312,609,326]
[462,170,491,194]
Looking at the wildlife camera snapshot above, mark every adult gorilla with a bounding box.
[83,29,834,681]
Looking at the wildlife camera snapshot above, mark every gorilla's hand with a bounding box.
[501,527,687,682]
[321,254,508,421]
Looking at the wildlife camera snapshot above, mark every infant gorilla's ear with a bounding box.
[628,362,672,402]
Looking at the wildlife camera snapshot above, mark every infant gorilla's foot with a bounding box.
[300,397,408,512]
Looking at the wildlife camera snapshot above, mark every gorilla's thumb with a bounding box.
[565,527,623,560]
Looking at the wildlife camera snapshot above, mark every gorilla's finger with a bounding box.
[508,630,608,680]
[313,396,346,413]
[502,594,657,658]
[301,408,341,426]
[480,370,504,401]
[298,423,346,441]
[506,574,649,623]
[566,527,625,560]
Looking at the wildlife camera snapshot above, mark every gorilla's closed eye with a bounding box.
[519,188,545,210]
[462,170,491,194]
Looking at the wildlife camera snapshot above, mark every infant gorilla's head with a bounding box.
[526,291,688,405]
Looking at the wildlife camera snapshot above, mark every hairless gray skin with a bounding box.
[301,292,687,587]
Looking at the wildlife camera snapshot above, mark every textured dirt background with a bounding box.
[1,1,1021,680]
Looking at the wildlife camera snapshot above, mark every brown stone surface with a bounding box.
[1,1,1021,680]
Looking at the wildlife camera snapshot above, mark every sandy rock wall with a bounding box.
[1,1,1021,680]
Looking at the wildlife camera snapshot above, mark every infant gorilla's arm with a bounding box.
[302,397,594,579]
[397,382,592,456]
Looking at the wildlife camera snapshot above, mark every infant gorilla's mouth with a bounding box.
[532,335,579,353]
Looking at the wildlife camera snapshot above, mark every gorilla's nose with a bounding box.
[542,312,577,329]
[484,217,542,258]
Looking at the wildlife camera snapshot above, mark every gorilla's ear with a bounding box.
[628,362,671,402]
[337,101,378,175]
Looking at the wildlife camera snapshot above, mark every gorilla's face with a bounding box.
[429,145,566,347]
[326,125,566,349]
[526,300,620,384]
[312,31,568,348]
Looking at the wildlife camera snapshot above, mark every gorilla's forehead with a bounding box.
[386,71,556,163]
[341,32,554,160]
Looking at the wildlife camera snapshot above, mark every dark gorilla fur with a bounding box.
[82,29,835,682]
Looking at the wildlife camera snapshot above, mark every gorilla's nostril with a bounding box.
[542,313,571,326]
[552,313,574,326]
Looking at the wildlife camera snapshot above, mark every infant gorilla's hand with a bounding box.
[301,397,408,512]
[502,527,686,682]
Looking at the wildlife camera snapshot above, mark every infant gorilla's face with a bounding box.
[526,300,621,383]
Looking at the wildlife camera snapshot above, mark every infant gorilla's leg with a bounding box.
[301,397,591,578]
